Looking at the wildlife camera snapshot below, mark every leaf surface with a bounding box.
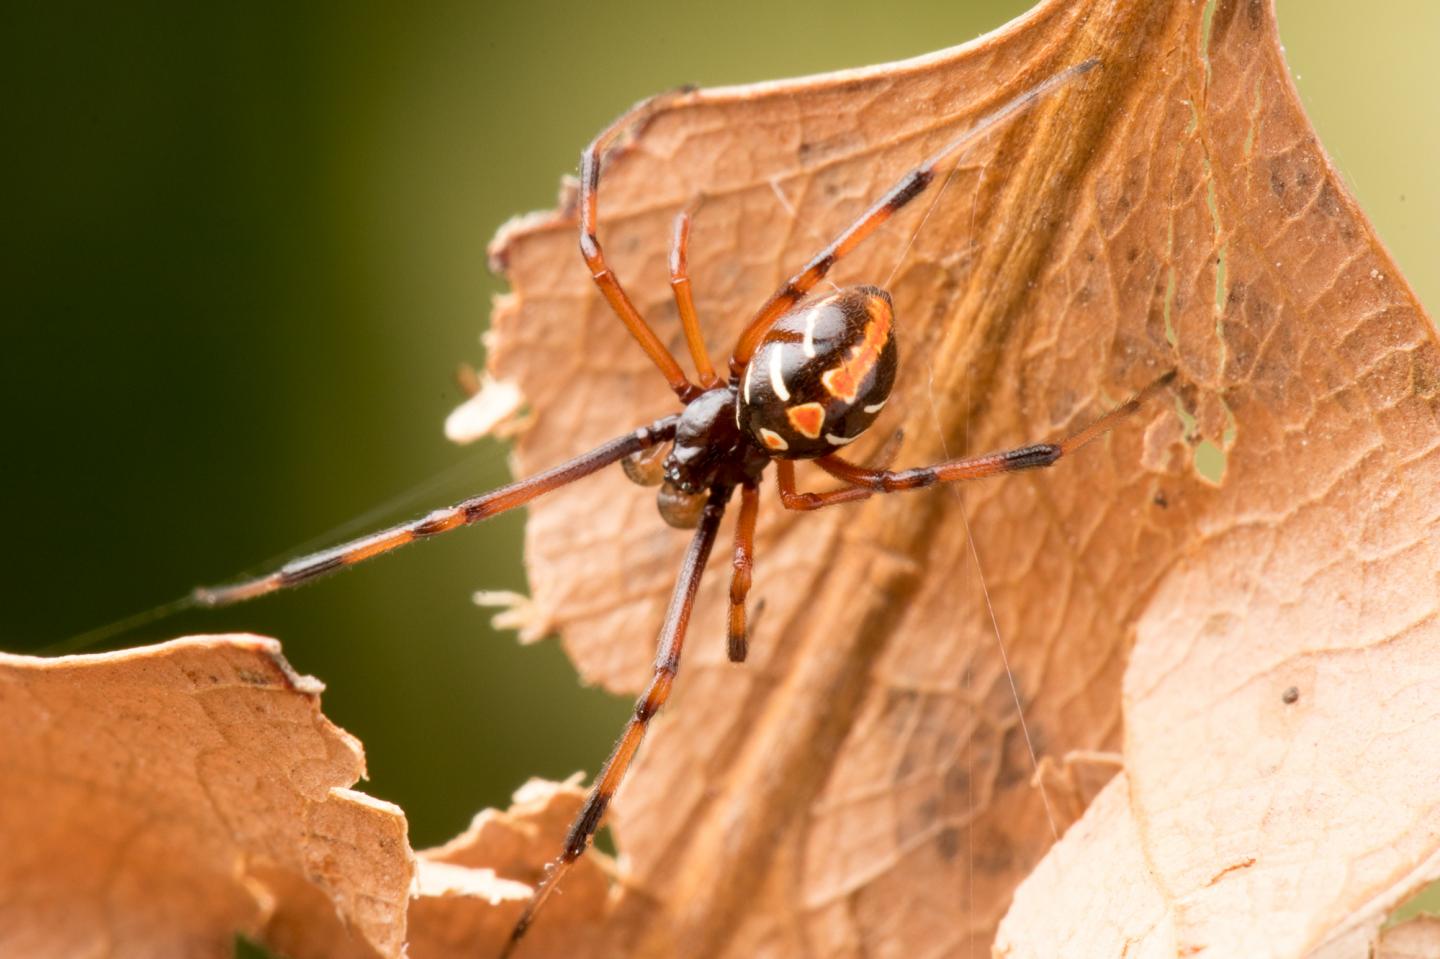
[6,1,1436,957]
[475,0,1440,956]
[0,636,412,959]
[1377,917,1440,959]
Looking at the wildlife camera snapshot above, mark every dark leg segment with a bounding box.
[779,442,1058,511]
[728,58,1099,378]
[727,481,760,662]
[192,416,680,607]
[778,371,1174,511]
[501,485,731,956]
[581,94,701,401]
[814,443,1061,496]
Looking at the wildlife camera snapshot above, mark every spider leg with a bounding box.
[581,93,703,402]
[777,440,1062,511]
[774,459,876,512]
[815,442,1063,494]
[191,415,679,607]
[777,371,1169,506]
[726,480,760,662]
[772,428,909,511]
[502,486,730,955]
[670,206,721,389]
[728,58,1099,378]
[778,372,1174,510]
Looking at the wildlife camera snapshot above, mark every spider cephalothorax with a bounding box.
[661,387,768,494]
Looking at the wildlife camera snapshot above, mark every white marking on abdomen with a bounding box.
[802,309,819,359]
[769,348,791,402]
[864,398,887,414]
[825,432,859,446]
[743,361,755,404]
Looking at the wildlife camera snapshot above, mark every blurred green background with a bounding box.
[3,0,1436,859]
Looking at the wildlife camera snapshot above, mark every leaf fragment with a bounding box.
[468,0,1440,955]
[0,636,413,959]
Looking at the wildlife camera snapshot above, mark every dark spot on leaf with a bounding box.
[1226,282,1246,312]
[1282,686,1299,705]
[943,762,972,799]
[1269,167,1286,199]
[969,821,1016,874]
[936,826,962,862]
[996,723,1039,791]
[896,793,941,846]
[1210,0,1239,49]
[894,750,916,783]
[1317,180,1342,218]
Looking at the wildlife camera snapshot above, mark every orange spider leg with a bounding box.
[670,207,721,389]
[580,93,702,401]
[727,480,760,662]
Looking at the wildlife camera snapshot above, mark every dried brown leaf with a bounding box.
[0,636,412,959]
[469,0,1440,956]
[8,1,1436,957]
[0,638,615,958]
[408,778,609,959]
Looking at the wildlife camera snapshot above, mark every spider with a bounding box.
[192,55,1167,955]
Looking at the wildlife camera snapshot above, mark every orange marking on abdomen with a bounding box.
[821,296,891,403]
[786,402,825,439]
[759,427,789,451]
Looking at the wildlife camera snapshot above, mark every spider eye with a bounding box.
[621,443,669,487]
[657,481,706,529]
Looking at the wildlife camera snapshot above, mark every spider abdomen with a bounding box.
[736,286,898,459]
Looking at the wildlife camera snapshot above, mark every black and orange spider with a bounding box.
[190,56,1165,954]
